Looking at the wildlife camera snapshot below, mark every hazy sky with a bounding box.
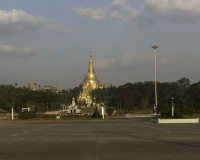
[0,0,200,88]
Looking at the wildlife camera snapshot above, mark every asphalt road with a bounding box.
[0,119,200,160]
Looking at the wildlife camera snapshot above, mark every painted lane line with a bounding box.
[32,129,38,131]
[11,134,19,137]
[38,140,48,144]
[7,140,19,144]
[23,131,30,134]
[164,130,171,132]
[22,140,33,144]
[0,140,6,142]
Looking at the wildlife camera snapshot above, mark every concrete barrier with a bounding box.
[151,118,199,123]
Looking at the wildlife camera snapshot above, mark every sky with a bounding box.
[0,0,200,89]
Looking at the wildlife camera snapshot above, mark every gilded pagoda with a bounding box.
[78,53,104,107]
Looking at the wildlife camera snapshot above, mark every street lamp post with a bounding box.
[171,97,174,117]
[152,45,158,114]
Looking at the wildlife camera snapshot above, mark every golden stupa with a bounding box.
[78,53,104,107]
[81,53,104,89]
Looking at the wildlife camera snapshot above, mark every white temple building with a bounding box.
[65,97,81,114]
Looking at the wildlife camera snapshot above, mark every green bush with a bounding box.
[25,111,30,119]
[106,107,114,115]
[115,110,124,116]
[91,107,102,118]
[18,110,36,119]
[29,111,36,118]
[18,112,26,119]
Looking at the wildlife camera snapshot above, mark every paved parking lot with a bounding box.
[0,119,200,160]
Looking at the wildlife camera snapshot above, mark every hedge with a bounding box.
[18,111,36,119]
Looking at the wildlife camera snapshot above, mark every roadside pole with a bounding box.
[12,107,13,120]
[102,106,104,119]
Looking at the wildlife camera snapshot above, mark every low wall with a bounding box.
[151,118,199,123]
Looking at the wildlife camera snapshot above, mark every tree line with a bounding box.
[0,77,199,117]
[92,77,200,117]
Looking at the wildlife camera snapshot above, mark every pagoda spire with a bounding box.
[88,52,94,73]
[81,53,103,90]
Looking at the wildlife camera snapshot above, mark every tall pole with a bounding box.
[152,45,158,114]
[101,105,104,119]
[171,97,174,117]
[12,107,13,120]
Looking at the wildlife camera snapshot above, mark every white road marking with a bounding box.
[11,134,19,137]
[164,130,171,132]
[0,140,6,142]
[7,140,19,144]
[23,131,30,134]
[9,125,53,137]
[22,140,33,144]
[38,140,48,144]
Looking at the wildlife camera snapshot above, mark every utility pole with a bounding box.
[171,97,174,117]
[152,45,158,114]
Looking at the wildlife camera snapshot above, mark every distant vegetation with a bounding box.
[0,77,199,118]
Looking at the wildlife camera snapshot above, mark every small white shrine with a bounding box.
[65,97,81,114]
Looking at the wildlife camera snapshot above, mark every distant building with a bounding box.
[28,81,63,94]
[38,85,59,93]
[28,80,37,91]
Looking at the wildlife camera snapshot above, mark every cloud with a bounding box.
[73,0,200,26]
[94,54,197,73]
[111,0,131,10]
[72,0,140,23]
[141,0,200,25]
[72,7,108,21]
[0,45,38,58]
[42,24,76,34]
[94,54,154,69]
[0,9,75,37]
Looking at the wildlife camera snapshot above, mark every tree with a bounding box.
[186,81,200,112]
[179,100,195,117]
[0,97,8,110]
[15,83,18,88]
[157,101,170,118]
[140,97,148,109]
[177,77,190,89]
